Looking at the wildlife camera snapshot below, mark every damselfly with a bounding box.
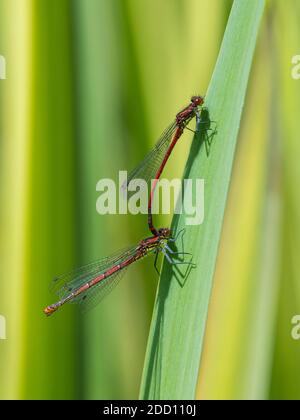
[44,228,191,316]
[123,96,204,235]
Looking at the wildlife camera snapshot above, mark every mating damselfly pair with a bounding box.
[44,95,215,316]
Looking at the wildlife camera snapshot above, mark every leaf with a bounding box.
[140,0,265,400]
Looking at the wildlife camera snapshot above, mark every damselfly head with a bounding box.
[157,227,171,239]
[191,95,204,107]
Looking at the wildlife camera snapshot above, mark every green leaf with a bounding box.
[140,0,265,400]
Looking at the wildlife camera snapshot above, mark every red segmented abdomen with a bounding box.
[86,250,145,291]
[148,126,184,235]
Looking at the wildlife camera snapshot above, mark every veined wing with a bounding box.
[122,121,177,199]
[72,243,160,313]
[75,269,128,313]
[51,244,139,302]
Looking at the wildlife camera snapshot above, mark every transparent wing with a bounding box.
[75,268,128,313]
[51,244,139,302]
[122,121,177,199]
[75,245,159,313]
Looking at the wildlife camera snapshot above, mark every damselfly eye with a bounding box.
[158,227,171,238]
[191,95,204,106]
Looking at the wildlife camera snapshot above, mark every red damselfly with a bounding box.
[43,227,191,316]
[123,96,204,235]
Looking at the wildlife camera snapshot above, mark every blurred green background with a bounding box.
[0,0,299,400]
